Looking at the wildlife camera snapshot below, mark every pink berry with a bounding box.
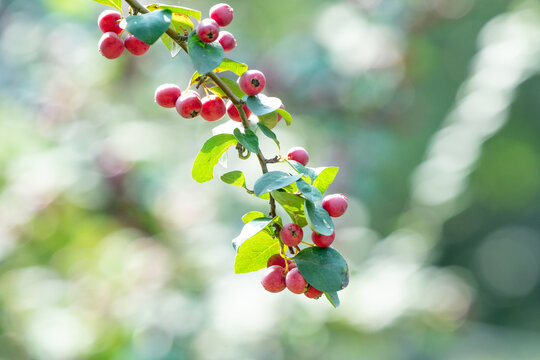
[226,101,251,122]
[280,223,303,247]
[287,259,297,270]
[322,194,348,217]
[98,32,124,59]
[176,91,202,118]
[196,18,220,43]
[209,3,234,27]
[287,147,309,166]
[285,268,307,294]
[218,31,236,52]
[277,104,285,122]
[154,84,181,108]
[124,35,150,56]
[98,10,122,35]
[200,95,226,121]
[267,254,286,268]
[261,265,286,293]
[305,285,324,299]
[238,70,266,96]
[311,231,335,247]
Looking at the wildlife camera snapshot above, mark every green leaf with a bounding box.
[288,160,318,183]
[253,171,303,197]
[147,4,201,20]
[207,86,227,98]
[277,108,293,126]
[234,231,280,273]
[215,58,248,76]
[92,0,121,11]
[305,199,334,236]
[233,128,259,154]
[160,33,181,58]
[257,123,280,149]
[192,134,237,183]
[258,111,280,130]
[188,32,224,74]
[232,216,276,250]
[312,167,339,194]
[296,179,323,203]
[242,211,266,223]
[217,77,246,98]
[294,247,348,292]
[125,9,172,45]
[189,71,204,86]
[246,94,282,116]
[325,291,340,308]
[271,190,307,227]
[221,170,246,188]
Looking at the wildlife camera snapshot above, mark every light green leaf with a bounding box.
[125,9,172,45]
[147,3,201,20]
[215,58,248,76]
[294,247,348,292]
[192,134,237,183]
[232,216,279,250]
[312,167,339,194]
[207,86,227,98]
[221,170,246,188]
[271,190,307,227]
[305,199,334,236]
[188,32,224,74]
[233,128,259,154]
[277,108,292,126]
[258,111,279,130]
[242,211,266,223]
[253,171,303,197]
[234,231,280,274]
[215,77,246,98]
[92,0,121,11]
[246,94,282,116]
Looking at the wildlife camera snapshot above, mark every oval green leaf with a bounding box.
[304,199,334,236]
[246,94,282,116]
[294,247,348,292]
[215,58,248,76]
[221,170,246,188]
[277,108,293,126]
[234,231,280,274]
[242,211,266,224]
[188,32,224,74]
[325,291,340,308]
[253,171,303,197]
[288,160,318,184]
[258,111,279,130]
[192,134,237,183]
[125,9,172,45]
[232,216,276,250]
[233,128,259,154]
[92,0,121,11]
[271,190,307,228]
[147,4,201,20]
[312,167,339,194]
[296,179,323,203]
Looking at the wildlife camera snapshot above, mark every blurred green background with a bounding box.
[1,0,540,358]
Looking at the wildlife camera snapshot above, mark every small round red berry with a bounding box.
[286,268,308,294]
[196,18,220,43]
[98,32,124,59]
[218,31,236,52]
[176,91,202,118]
[98,10,122,35]
[287,147,309,166]
[322,194,348,217]
[209,3,234,27]
[226,101,251,122]
[238,70,266,96]
[201,95,226,121]
[287,259,297,270]
[261,265,286,293]
[280,223,303,247]
[267,254,286,268]
[305,285,324,299]
[124,35,150,56]
[312,231,335,247]
[154,84,181,108]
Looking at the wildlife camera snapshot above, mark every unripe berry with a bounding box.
[287,147,309,166]
[280,223,303,247]
[176,91,202,118]
[226,101,251,122]
[305,285,324,299]
[209,3,234,27]
[267,254,286,268]
[124,35,150,56]
[98,10,122,35]
[261,265,286,293]
[322,193,348,217]
[98,32,124,59]
[196,18,220,43]
[200,95,226,121]
[312,231,335,247]
[238,70,266,96]
[154,84,181,108]
[285,268,308,294]
[218,31,236,52]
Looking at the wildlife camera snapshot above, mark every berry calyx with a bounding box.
[287,147,309,166]
[267,254,286,268]
[200,95,226,121]
[226,101,251,122]
[322,194,348,217]
[280,223,303,247]
[176,91,202,118]
[312,231,335,247]
[218,31,236,53]
[98,32,124,60]
[305,285,324,299]
[154,84,181,108]
[124,35,150,56]
[285,268,308,294]
[98,10,122,35]
[261,265,286,293]
[196,18,220,43]
[238,70,266,96]
[209,3,234,27]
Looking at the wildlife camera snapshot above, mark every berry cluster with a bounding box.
[97,10,150,59]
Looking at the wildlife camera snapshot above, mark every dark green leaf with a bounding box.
[258,111,279,130]
[277,108,292,126]
[253,171,303,197]
[147,4,201,20]
[215,58,248,76]
[271,190,307,227]
[288,160,318,183]
[233,128,259,154]
[92,0,121,11]
[192,134,237,183]
[125,10,172,45]
[294,247,348,292]
[325,291,340,308]
[188,32,224,74]
[296,179,323,203]
[232,216,276,250]
[304,199,334,236]
[246,94,282,116]
[221,170,246,188]
[312,167,339,194]
[242,211,266,223]
[257,123,280,149]
[234,231,280,273]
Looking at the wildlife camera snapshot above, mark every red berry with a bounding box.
[312,231,335,247]
[280,223,303,247]
[287,147,309,166]
[322,194,348,217]
[218,31,236,52]
[200,95,226,121]
[226,101,251,122]
[98,32,124,59]
[209,3,234,27]
[287,259,297,270]
[285,268,307,294]
[277,104,285,122]
[176,91,202,118]
[305,285,324,299]
[261,265,286,293]
[124,35,150,56]
[267,254,286,268]
[154,84,181,108]
[98,10,122,35]
[196,18,220,43]
[238,70,266,96]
